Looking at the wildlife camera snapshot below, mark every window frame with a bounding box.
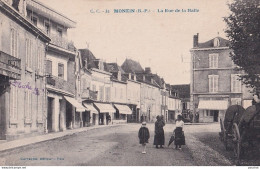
[209,53,219,68]
[208,75,219,93]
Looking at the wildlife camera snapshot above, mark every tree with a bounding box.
[225,0,260,90]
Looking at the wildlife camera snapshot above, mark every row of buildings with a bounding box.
[0,0,185,141]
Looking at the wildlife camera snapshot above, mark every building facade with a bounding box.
[26,0,81,132]
[190,34,252,123]
[0,0,50,140]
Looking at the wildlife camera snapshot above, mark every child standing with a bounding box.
[174,115,185,150]
[138,121,150,154]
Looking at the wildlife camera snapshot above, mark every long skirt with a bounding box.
[153,130,165,145]
[174,127,185,145]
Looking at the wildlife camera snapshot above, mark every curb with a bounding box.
[0,124,125,153]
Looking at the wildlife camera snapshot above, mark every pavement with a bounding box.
[0,124,125,153]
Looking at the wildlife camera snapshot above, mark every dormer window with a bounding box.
[213,38,220,47]
[12,0,20,11]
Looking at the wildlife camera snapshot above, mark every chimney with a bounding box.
[145,67,151,74]
[143,75,146,82]
[193,33,199,48]
[128,73,131,80]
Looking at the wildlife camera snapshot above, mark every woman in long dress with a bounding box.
[153,116,165,148]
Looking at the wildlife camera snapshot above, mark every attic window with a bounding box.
[213,38,220,47]
[12,0,20,11]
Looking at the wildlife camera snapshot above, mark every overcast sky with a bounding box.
[38,0,230,85]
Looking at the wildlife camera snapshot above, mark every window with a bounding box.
[209,53,219,68]
[105,87,110,101]
[25,90,32,121]
[58,63,64,79]
[31,16,38,26]
[57,27,63,37]
[46,60,52,75]
[208,75,219,93]
[231,74,242,93]
[213,38,220,47]
[25,38,33,69]
[11,28,18,58]
[37,45,44,73]
[37,92,43,122]
[44,21,50,35]
[99,86,104,101]
[10,85,18,121]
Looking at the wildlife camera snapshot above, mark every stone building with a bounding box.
[190,34,252,123]
[26,0,81,131]
[0,0,50,140]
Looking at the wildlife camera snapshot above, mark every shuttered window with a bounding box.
[58,63,64,79]
[46,60,52,75]
[231,74,242,93]
[208,75,219,93]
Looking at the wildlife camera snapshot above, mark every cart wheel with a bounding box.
[232,123,241,160]
[219,119,224,142]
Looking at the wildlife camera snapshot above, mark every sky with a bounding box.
[38,0,231,85]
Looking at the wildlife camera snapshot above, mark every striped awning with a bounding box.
[83,103,98,114]
[64,96,86,112]
[93,103,116,113]
[114,104,132,115]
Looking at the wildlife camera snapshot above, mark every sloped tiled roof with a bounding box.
[79,48,97,69]
[171,84,190,99]
[106,63,125,74]
[121,59,144,73]
[197,37,230,48]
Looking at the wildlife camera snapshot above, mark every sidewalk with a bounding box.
[0,124,125,152]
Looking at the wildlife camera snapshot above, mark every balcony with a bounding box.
[81,89,98,101]
[46,76,75,95]
[0,51,21,80]
[49,33,68,49]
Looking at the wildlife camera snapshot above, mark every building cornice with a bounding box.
[190,47,229,51]
[47,44,77,56]
[0,0,50,42]
[46,85,74,97]
[192,92,242,96]
[91,68,112,76]
[193,67,237,71]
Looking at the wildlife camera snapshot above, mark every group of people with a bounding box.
[138,115,185,154]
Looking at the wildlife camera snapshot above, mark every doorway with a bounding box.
[47,97,54,132]
[213,110,219,122]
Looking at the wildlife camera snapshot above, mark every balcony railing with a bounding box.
[81,89,98,101]
[46,76,75,95]
[0,51,21,79]
[49,33,69,50]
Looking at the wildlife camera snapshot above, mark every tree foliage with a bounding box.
[225,0,260,90]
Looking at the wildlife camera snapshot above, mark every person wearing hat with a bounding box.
[153,115,165,148]
[138,121,150,154]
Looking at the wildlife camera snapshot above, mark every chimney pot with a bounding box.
[193,33,199,48]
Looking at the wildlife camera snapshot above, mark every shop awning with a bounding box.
[94,103,116,113]
[114,104,132,115]
[64,96,86,112]
[198,100,228,110]
[83,103,98,114]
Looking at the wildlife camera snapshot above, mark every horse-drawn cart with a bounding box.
[219,104,260,161]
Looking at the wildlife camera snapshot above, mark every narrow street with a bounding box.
[0,123,259,166]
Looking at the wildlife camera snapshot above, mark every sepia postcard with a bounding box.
[0,0,259,168]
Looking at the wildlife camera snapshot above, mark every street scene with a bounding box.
[0,0,260,167]
[0,123,259,166]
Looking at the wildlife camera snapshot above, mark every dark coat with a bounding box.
[153,120,165,145]
[138,127,150,144]
[174,127,185,145]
